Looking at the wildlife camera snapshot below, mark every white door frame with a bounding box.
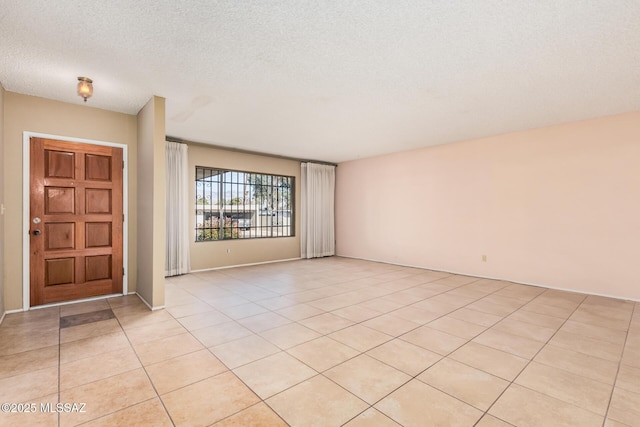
[22,131,129,310]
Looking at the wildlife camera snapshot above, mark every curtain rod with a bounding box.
[166,136,338,167]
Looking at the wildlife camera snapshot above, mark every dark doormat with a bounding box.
[60,309,116,329]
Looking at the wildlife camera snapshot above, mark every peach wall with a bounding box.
[336,112,640,300]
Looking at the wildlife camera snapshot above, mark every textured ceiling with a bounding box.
[1,1,639,163]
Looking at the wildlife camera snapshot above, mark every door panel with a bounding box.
[85,188,111,213]
[30,137,123,306]
[45,223,75,250]
[85,255,112,281]
[45,150,75,178]
[45,187,75,213]
[85,223,111,247]
[85,154,111,180]
[45,258,74,285]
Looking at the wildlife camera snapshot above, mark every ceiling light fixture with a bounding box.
[77,76,93,102]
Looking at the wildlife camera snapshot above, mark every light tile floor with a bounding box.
[0,257,639,426]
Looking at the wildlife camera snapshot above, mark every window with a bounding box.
[195,167,294,241]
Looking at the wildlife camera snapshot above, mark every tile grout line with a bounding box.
[476,292,620,425]
[183,270,534,425]
[109,298,178,427]
[178,269,431,425]
[350,281,533,425]
[258,276,526,425]
[135,269,635,424]
[600,301,637,427]
[57,306,61,427]
[163,300,291,426]
[468,299,583,427]
[56,300,178,426]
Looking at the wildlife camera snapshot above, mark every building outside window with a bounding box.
[195,167,294,241]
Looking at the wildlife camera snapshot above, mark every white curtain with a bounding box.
[165,141,190,276]
[301,162,336,258]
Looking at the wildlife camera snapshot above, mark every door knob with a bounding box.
[32,229,41,235]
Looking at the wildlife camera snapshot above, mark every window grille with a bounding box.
[195,167,294,241]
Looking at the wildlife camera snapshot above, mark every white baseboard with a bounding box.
[189,257,302,273]
[337,255,640,303]
[135,293,165,311]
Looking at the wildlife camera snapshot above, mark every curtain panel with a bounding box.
[165,141,190,276]
[301,162,336,258]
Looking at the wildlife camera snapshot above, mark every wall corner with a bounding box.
[136,96,166,309]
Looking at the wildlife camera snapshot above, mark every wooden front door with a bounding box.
[30,137,124,306]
